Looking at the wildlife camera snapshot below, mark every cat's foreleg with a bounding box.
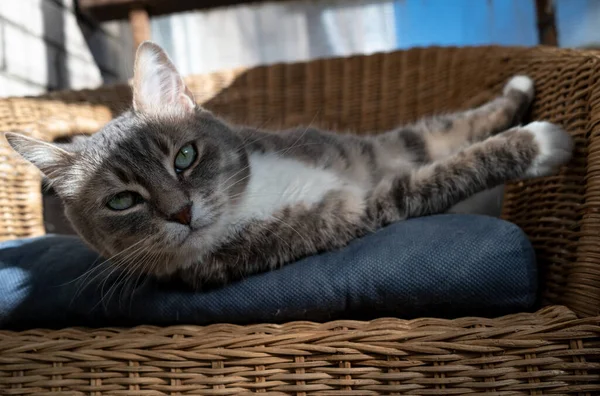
[381,75,535,164]
[370,121,573,223]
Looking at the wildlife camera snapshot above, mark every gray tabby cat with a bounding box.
[5,42,573,288]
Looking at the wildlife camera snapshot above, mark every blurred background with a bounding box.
[0,0,597,99]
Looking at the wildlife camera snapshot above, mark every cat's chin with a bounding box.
[177,227,201,247]
[147,246,205,278]
[155,228,224,276]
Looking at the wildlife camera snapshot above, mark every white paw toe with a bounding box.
[503,75,534,101]
[525,121,573,178]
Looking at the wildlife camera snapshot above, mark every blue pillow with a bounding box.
[0,215,537,329]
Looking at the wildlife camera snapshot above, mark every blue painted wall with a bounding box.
[393,0,597,48]
[393,0,537,48]
[556,0,600,47]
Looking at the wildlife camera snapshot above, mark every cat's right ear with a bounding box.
[4,133,74,179]
[132,41,197,118]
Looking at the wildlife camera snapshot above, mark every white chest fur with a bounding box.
[232,153,347,223]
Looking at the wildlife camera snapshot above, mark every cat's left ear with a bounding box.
[132,41,196,118]
[4,133,74,179]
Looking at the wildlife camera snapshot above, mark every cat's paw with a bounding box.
[524,121,573,178]
[503,75,534,101]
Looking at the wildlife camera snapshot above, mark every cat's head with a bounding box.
[5,42,249,275]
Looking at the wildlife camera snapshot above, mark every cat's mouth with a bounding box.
[177,221,215,247]
[178,228,199,247]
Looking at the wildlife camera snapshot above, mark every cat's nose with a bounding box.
[169,203,192,226]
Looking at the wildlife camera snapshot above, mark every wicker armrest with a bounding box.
[1,46,600,319]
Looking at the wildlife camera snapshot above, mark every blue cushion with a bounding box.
[0,215,537,329]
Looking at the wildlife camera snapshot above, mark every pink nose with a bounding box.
[169,203,192,226]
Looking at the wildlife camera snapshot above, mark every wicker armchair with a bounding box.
[1,46,599,395]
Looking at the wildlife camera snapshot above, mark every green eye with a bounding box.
[174,143,197,172]
[107,192,139,211]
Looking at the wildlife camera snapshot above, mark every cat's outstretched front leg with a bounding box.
[382,75,535,163]
[371,121,574,223]
[419,75,535,160]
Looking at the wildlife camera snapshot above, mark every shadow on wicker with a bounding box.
[0,46,599,395]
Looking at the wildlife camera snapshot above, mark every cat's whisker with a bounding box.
[62,238,148,287]
[259,221,293,251]
[223,139,324,195]
[124,246,162,306]
[222,120,301,191]
[123,250,152,293]
[115,244,156,307]
[271,142,323,159]
[222,172,254,195]
[223,142,325,195]
[102,241,155,308]
[234,118,275,149]
[125,248,169,313]
[66,261,110,299]
[87,242,148,295]
[94,240,152,309]
[269,215,310,247]
[220,162,253,192]
[95,253,138,307]
[68,239,151,307]
[228,190,318,201]
[276,112,319,157]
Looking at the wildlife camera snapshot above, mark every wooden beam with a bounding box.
[79,0,284,22]
[129,7,151,48]
[535,0,558,46]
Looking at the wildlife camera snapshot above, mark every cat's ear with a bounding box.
[4,133,74,179]
[132,41,196,117]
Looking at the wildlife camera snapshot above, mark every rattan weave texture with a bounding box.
[0,306,598,395]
